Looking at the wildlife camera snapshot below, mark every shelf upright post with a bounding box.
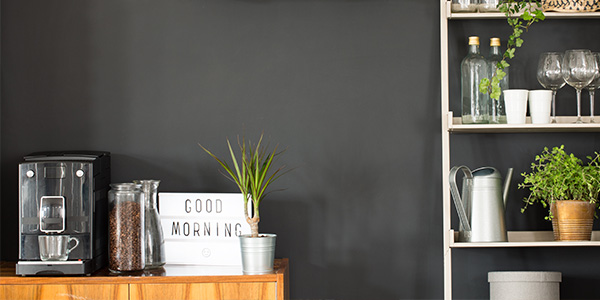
[440,0,452,300]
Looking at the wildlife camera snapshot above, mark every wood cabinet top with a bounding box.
[0,259,288,285]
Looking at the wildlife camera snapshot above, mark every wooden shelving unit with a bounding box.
[440,1,600,299]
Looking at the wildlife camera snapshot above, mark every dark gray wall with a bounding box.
[1,0,600,299]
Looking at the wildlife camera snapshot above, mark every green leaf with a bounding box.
[490,84,502,100]
[506,48,516,59]
[496,68,506,80]
[535,10,546,21]
[479,78,490,94]
[515,38,524,48]
[491,76,500,86]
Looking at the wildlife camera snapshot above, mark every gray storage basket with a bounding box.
[488,271,561,300]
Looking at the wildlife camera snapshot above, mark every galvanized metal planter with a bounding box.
[239,233,277,275]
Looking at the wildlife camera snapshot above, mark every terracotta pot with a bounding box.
[550,200,595,241]
[542,0,600,12]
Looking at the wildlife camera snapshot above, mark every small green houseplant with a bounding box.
[200,134,286,238]
[519,145,600,240]
[200,133,286,274]
[479,0,545,100]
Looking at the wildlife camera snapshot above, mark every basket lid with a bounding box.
[488,271,562,283]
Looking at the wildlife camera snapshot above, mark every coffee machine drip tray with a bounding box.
[17,260,94,276]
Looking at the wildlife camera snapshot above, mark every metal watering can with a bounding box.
[449,166,513,242]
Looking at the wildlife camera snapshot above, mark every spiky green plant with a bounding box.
[200,134,286,237]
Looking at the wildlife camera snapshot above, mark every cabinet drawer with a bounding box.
[0,284,128,300]
[130,282,277,300]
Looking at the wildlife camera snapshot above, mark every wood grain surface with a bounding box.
[130,282,276,300]
[0,259,289,300]
[0,284,128,300]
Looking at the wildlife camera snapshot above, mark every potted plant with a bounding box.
[479,1,545,100]
[519,145,600,240]
[200,133,286,274]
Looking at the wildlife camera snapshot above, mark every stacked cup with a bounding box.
[503,89,553,124]
[529,90,553,124]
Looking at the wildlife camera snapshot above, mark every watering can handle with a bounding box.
[503,168,514,207]
[449,166,473,232]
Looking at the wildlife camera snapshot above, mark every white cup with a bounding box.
[38,235,79,261]
[528,90,553,124]
[503,89,529,124]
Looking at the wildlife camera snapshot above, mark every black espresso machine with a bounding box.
[16,151,110,275]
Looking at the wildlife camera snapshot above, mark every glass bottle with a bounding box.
[488,37,508,124]
[108,183,145,272]
[135,180,166,269]
[461,36,490,124]
[451,0,478,12]
[479,0,501,12]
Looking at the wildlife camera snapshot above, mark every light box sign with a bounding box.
[158,193,250,266]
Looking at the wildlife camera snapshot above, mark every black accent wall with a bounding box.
[1,0,599,299]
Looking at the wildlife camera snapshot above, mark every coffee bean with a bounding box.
[109,200,144,272]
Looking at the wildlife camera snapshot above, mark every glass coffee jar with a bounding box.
[108,183,145,272]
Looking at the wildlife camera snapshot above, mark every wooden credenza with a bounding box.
[0,259,289,300]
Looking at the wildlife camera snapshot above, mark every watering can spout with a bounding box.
[502,168,514,207]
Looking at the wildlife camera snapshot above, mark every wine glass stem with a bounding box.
[551,90,557,123]
[576,89,583,123]
[590,90,596,123]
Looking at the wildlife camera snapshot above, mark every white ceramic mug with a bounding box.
[38,235,79,261]
[528,90,553,124]
[503,89,529,124]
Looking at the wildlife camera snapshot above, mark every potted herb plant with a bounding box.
[200,133,286,274]
[479,1,545,100]
[519,145,600,241]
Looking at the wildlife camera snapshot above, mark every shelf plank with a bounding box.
[448,114,600,133]
[444,1,600,20]
[450,231,600,248]
[448,11,600,19]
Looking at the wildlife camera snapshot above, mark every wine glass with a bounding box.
[537,52,566,123]
[584,52,600,123]
[562,49,599,124]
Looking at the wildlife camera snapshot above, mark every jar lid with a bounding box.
[468,36,480,46]
[110,183,141,191]
[488,271,562,283]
